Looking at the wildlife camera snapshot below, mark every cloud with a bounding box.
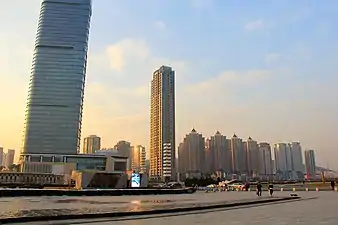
[244,19,265,31]
[265,53,281,63]
[81,38,188,148]
[186,69,272,93]
[103,38,187,79]
[106,39,150,72]
[154,20,166,30]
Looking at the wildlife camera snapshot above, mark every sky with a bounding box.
[1,0,338,169]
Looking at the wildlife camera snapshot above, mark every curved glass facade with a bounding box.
[22,0,92,154]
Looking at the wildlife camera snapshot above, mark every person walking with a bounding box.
[268,183,274,196]
[256,182,262,196]
[331,181,335,191]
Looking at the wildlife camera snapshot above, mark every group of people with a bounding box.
[255,182,274,197]
[243,181,336,197]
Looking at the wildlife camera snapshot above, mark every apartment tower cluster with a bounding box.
[178,129,317,181]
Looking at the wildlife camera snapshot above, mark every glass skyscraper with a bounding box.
[22,0,92,155]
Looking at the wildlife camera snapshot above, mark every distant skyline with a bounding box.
[1,0,338,169]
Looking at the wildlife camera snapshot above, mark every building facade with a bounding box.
[274,142,304,180]
[114,140,132,171]
[178,128,206,174]
[244,137,259,176]
[258,142,273,179]
[230,134,246,174]
[83,135,101,154]
[19,152,127,174]
[289,142,304,178]
[274,143,289,179]
[304,149,316,179]
[5,149,15,167]
[206,131,230,174]
[0,147,3,167]
[149,66,175,181]
[22,0,92,155]
[131,145,146,173]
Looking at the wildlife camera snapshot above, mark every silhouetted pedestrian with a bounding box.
[268,183,274,196]
[256,182,262,196]
[331,181,335,190]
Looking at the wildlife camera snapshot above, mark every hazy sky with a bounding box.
[1,0,338,169]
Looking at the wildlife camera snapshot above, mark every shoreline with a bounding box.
[0,187,196,197]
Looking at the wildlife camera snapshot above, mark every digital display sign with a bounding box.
[131,173,140,187]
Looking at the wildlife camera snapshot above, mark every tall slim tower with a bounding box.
[258,142,273,180]
[131,145,147,173]
[304,149,316,178]
[150,66,175,181]
[289,142,304,173]
[5,149,16,167]
[244,137,259,176]
[0,147,3,167]
[230,134,246,174]
[22,0,92,155]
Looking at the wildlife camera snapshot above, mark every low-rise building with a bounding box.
[0,172,64,186]
[18,153,128,186]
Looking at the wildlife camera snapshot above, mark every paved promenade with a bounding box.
[88,192,337,225]
[14,191,335,225]
[2,191,337,224]
[0,192,290,219]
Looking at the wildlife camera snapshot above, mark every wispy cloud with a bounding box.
[244,19,265,31]
[186,69,272,93]
[106,39,150,72]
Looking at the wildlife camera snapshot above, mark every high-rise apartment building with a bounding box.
[22,0,92,155]
[114,140,132,171]
[274,143,293,179]
[289,142,304,177]
[178,128,206,174]
[83,135,101,154]
[304,150,316,178]
[0,147,3,167]
[5,149,15,167]
[131,145,146,173]
[258,142,273,179]
[230,134,246,174]
[206,131,230,173]
[244,137,259,176]
[150,66,175,181]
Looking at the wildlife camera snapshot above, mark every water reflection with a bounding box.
[53,198,193,205]
[0,197,195,219]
